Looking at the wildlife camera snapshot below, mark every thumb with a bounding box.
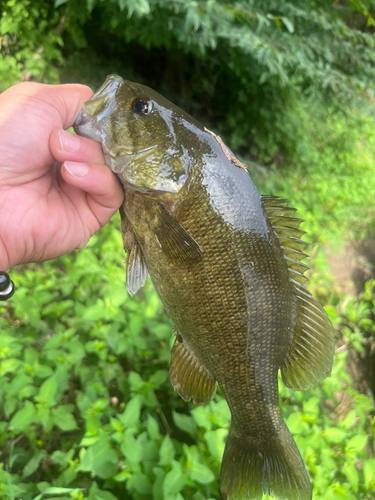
[0,82,94,130]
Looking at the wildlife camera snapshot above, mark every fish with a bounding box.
[73,74,335,500]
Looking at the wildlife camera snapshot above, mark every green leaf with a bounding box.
[323,428,347,444]
[120,433,143,465]
[341,410,356,430]
[172,411,196,437]
[127,471,152,494]
[363,458,375,489]
[88,482,119,500]
[150,369,168,387]
[286,412,309,434]
[10,401,37,430]
[128,371,144,390]
[204,429,228,462]
[342,460,359,491]
[281,16,294,33]
[302,397,320,416]
[54,0,69,7]
[191,405,212,431]
[190,463,215,484]
[159,435,175,466]
[37,405,52,432]
[23,450,48,478]
[163,460,186,495]
[83,299,106,321]
[147,414,161,440]
[52,405,78,431]
[118,395,142,428]
[345,434,368,453]
[36,376,58,407]
[152,467,165,500]
[78,432,118,474]
[0,358,21,375]
[34,364,54,379]
[87,0,96,13]
[33,486,83,498]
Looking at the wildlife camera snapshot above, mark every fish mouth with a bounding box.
[73,109,102,142]
[74,110,158,158]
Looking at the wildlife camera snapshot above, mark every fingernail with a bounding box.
[58,130,81,152]
[64,161,89,177]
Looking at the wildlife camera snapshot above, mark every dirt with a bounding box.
[325,239,375,417]
[326,239,375,294]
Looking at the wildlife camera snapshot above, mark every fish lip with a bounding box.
[73,112,82,129]
[73,109,93,131]
[73,109,102,142]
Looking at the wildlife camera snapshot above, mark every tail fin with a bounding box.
[220,425,312,500]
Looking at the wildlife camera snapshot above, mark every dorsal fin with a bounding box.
[262,196,309,277]
[281,280,335,390]
[262,196,335,390]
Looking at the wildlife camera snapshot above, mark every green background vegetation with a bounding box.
[1,1,375,499]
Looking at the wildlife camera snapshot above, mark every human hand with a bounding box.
[0,82,124,271]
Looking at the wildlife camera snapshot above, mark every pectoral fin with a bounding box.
[120,205,135,253]
[126,240,148,296]
[170,333,216,404]
[151,204,203,265]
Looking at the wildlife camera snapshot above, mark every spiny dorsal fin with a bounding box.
[262,196,309,274]
[262,196,334,390]
[261,195,290,207]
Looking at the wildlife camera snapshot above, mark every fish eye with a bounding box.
[132,99,153,115]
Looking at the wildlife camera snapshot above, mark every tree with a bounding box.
[1,0,374,160]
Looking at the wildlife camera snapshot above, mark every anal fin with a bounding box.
[169,333,216,404]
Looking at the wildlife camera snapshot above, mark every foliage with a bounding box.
[1,217,375,500]
[59,0,375,161]
[1,0,375,160]
[1,1,375,499]
[247,99,375,245]
[339,280,375,376]
[0,0,62,90]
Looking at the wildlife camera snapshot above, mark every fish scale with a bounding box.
[74,74,335,500]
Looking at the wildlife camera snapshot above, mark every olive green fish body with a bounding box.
[123,143,309,499]
[74,75,335,500]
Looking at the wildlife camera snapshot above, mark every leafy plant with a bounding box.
[1,1,375,498]
[0,215,374,499]
[0,0,62,90]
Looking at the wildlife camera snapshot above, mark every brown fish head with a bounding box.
[74,74,206,193]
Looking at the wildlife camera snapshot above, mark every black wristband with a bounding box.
[0,272,15,300]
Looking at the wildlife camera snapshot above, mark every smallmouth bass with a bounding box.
[74,75,335,500]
